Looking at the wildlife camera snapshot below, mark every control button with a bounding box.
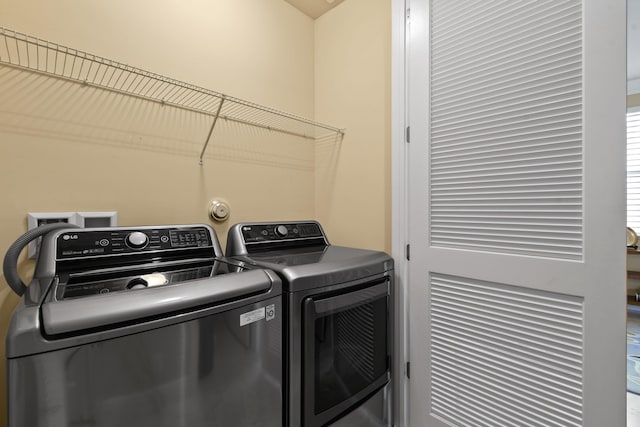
[99,239,110,247]
[261,230,268,236]
[125,232,149,249]
[275,225,288,238]
[160,235,169,243]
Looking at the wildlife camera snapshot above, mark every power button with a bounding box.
[125,231,149,249]
[275,225,288,238]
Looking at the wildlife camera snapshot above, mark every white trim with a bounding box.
[580,0,627,422]
[391,0,408,426]
[405,0,431,424]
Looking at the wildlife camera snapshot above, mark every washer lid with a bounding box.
[40,267,273,336]
[56,259,238,300]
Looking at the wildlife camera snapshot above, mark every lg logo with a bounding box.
[62,234,79,240]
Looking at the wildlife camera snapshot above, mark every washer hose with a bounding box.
[3,223,80,296]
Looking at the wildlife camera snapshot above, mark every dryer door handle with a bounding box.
[310,279,389,315]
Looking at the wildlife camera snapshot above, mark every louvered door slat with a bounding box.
[430,273,584,427]
[430,0,583,260]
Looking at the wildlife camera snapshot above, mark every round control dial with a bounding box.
[275,225,289,238]
[125,231,149,249]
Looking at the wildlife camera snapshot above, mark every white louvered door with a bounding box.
[405,0,626,426]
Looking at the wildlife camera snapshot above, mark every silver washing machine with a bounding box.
[226,221,394,427]
[5,224,283,427]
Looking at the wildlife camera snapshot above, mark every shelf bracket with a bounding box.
[199,96,226,165]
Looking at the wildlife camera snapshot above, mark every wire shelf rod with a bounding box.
[0,26,345,150]
[0,59,321,141]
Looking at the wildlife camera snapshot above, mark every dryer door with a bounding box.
[302,279,391,427]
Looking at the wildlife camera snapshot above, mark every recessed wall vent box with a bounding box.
[27,212,77,259]
[75,212,118,228]
[27,211,118,259]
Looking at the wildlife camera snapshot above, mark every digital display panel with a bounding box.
[169,228,210,248]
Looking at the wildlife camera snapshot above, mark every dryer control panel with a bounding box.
[240,222,323,243]
[226,221,329,256]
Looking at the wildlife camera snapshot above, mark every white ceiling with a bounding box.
[284,0,346,19]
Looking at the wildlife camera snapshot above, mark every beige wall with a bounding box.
[314,0,391,252]
[0,0,317,423]
[630,93,640,108]
[0,0,392,423]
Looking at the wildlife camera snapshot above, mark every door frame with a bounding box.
[390,0,409,426]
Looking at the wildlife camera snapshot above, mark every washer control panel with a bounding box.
[56,226,213,259]
[240,222,323,243]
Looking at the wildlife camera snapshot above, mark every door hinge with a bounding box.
[406,361,410,379]
[405,126,410,143]
[405,244,410,261]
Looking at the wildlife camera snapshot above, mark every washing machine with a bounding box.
[226,221,394,427]
[5,224,283,427]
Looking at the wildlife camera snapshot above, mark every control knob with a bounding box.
[275,225,289,238]
[125,231,149,249]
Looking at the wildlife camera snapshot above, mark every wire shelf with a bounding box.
[0,27,344,162]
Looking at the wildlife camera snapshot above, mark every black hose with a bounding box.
[3,223,80,296]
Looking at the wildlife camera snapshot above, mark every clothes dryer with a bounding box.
[227,221,394,427]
